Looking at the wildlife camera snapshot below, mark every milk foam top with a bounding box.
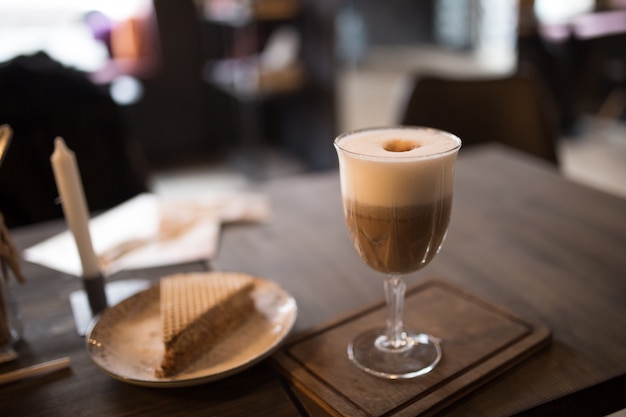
[335,127,461,206]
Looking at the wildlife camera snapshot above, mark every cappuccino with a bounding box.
[335,127,460,274]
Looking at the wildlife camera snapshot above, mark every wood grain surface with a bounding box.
[273,280,551,416]
[213,144,626,416]
[3,227,301,417]
[3,144,626,416]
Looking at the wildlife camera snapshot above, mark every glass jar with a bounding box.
[0,266,22,351]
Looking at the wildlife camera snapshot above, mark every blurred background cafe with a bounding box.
[0,0,625,229]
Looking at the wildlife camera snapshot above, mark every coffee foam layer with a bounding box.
[336,128,460,206]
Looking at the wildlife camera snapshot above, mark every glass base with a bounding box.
[348,327,442,379]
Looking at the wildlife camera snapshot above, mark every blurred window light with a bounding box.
[434,0,472,50]
[434,0,518,73]
[534,0,595,25]
[0,0,151,72]
[109,75,143,105]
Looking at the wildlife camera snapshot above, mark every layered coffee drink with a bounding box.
[336,127,461,274]
[335,126,460,379]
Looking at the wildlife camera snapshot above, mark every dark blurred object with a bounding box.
[568,9,626,124]
[0,52,148,228]
[125,0,218,166]
[400,74,560,165]
[518,2,626,135]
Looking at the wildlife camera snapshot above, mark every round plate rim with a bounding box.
[85,276,297,387]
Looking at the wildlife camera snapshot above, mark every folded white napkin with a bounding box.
[23,192,270,276]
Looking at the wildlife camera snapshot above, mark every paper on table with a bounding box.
[23,192,271,276]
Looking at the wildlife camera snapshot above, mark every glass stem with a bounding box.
[384,275,406,349]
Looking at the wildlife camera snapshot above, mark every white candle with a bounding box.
[50,137,100,278]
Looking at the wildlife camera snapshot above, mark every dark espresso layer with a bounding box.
[344,198,452,274]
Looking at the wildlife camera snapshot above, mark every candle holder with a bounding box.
[83,274,108,316]
[0,213,26,362]
[69,278,150,335]
[49,137,152,334]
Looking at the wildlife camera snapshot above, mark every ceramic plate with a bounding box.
[85,277,297,387]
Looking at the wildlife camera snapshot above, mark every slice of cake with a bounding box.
[156,272,256,377]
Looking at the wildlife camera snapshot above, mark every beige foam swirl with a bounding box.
[336,127,460,206]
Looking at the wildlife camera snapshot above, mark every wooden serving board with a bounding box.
[271,280,551,417]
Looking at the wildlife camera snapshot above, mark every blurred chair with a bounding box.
[0,52,148,228]
[399,74,560,165]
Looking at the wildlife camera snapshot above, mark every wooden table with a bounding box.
[2,144,626,416]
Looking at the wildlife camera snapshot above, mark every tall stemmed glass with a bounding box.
[334,126,461,379]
